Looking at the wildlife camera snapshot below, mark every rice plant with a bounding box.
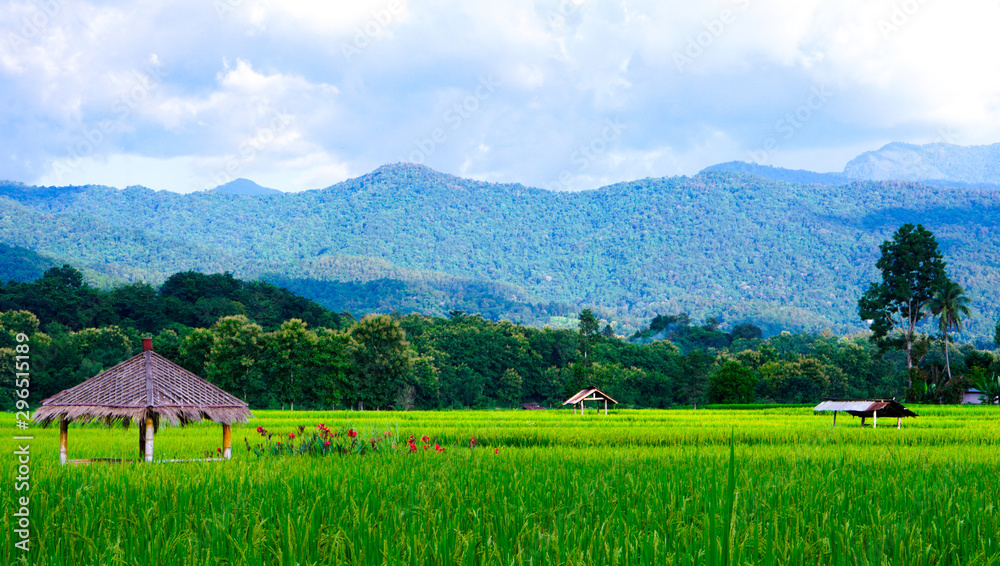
[3,406,1000,565]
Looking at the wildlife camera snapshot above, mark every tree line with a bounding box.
[1,256,998,411]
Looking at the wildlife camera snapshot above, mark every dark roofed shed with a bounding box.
[813,398,916,428]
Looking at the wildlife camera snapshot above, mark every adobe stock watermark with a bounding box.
[198,110,294,191]
[545,0,586,28]
[3,0,64,54]
[748,84,834,165]
[546,118,626,191]
[405,75,501,165]
[50,59,166,182]
[12,331,33,554]
[674,0,752,72]
[341,1,404,62]
[213,0,247,20]
[879,0,931,40]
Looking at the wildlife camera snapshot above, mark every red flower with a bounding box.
[409,442,417,452]
[421,435,430,442]
[216,447,221,453]
[469,437,477,449]
[288,433,295,439]
[256,426,264,433]
[348,429,358,438]
[324,440,332,447]
[494,448,500,455]
[422,444,429,450]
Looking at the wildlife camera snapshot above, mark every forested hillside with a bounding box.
[1,165,999,337]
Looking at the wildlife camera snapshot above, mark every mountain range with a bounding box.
[703,141,1000,190]
[1,142,999,339]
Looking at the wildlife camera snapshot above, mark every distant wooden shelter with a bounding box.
[562,387,618,415]
[813,398,917,429]
[521,402,546,410]
[33,337,251,464]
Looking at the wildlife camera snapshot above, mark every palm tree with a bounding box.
[929,280,972,383]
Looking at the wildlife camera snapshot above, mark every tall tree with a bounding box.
[203,315,265,403]
[995,320,1000,347]
[929,280,971,383]
[260,319,316,410]
[858,224,948,387]
[578,309,600,363]
[708,361,757,404]
[347,315,412,410]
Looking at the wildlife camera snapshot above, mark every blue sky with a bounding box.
[1,0,998,193]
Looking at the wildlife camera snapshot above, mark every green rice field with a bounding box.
[4,406,1000,565]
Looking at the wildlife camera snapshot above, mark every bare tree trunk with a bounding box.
[906,303,915,388]
[943,330,952,383]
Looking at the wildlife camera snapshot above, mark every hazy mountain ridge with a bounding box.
[1,163,999,337]
[844,142,1000,185]
[700,162,847,185]
[212,178,284,195]
[703,142,1000,190]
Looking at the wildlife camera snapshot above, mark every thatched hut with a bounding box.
[562,387,618,415]
[33,337,251,464]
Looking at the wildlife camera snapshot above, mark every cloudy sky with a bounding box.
[2,0,999,193]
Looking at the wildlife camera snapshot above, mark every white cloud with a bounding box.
[2,0,999,191]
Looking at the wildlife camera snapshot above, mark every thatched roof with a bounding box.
[561,387,618,406]
[33,349,252,427]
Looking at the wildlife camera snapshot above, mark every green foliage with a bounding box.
[0,242,56,282]
[577,308,599,359]
[0,266,347,333]
[930,280,973,382]
[203,315,265,402]
[4,168,1000,339]
[858,224,948,374]
[970,368,1000,404]
[708,361,758,404]
[347,315,413,410]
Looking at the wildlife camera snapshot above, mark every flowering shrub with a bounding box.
[246,423,397,457]
[245,424,497,459]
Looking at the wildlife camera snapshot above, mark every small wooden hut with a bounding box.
[813,398,917,429]
[562,387,618,415]
[33,337,251,464]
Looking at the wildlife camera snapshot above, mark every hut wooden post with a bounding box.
[222,424,232,460]
[860,416,865,427]
[832,411,837,428]
[604,399,608,415]
[896,417,901,429]
[873,410,878,428]
[59,418,68,465]
[144,417,155,463]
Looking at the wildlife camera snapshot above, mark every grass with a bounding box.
[3,406,1000,565]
